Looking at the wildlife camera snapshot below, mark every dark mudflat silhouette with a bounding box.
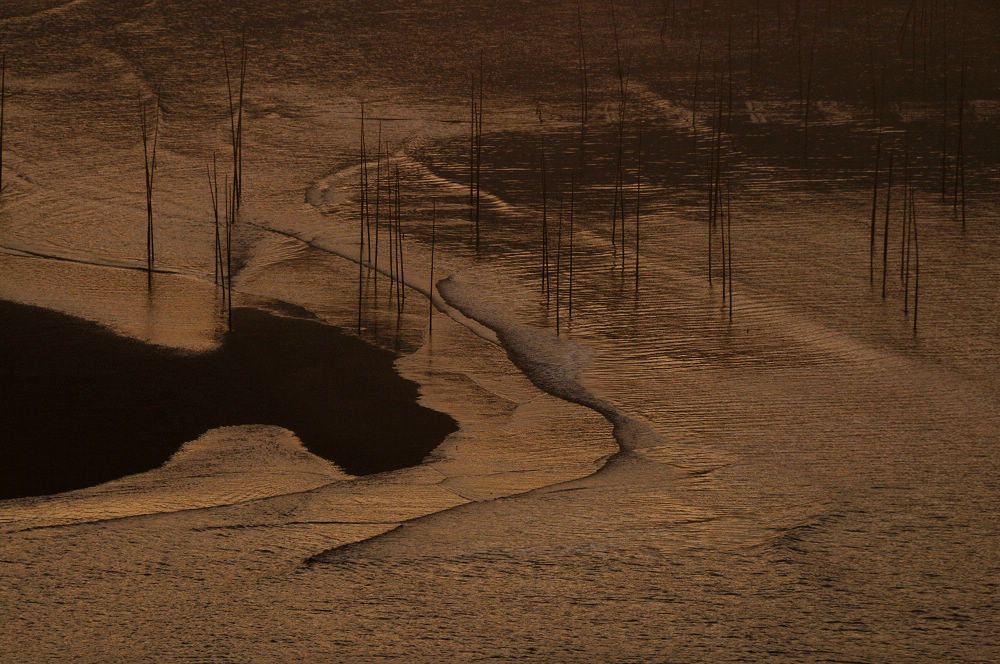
[0,300,456,500]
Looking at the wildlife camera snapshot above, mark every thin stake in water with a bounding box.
[635,106,641,294]
[939,6,949,201]
[222,37,247,218]
[869,124,881,286]
[388,157,395,301]
[904,186,913,316]
[912,201,919,333]
[0,53,5,198]
[954,55,966,229]
[556,196,563,335]
[727,181,733,321]
[882,148,894,300]
[225,174,233,331]
[374,122,382,299]
[139,91,159,290]
[569,175,575,322]
[900,132,910,282]
[610,0,631,263]
[395,165,404,315]
[207,155,224,290]
[541,148,549,301]
[803,23,816,166]
[469,72,476,223]
[429,199,435,335]
[358,103,366,335]
[475,52,483,252]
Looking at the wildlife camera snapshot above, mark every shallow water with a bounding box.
[0,301,457,498]
[2,0,999,661]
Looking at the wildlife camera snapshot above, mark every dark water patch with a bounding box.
[0,300,457,500]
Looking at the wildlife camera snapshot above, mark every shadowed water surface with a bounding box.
[0,300,456,499]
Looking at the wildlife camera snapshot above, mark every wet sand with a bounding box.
[0,299,457,499]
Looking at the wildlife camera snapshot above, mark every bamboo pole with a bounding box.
[803,25,816,166]
[207,156,223,289]
[387,158,395,300]
[635,107,641,294]
[139,92,158,290]
[904,186,913,315]
[900,133,910,281]
[1,53,5,198]
[363,109,371,264]
[475,51,483,252]
[556,197,563,335]
[150,95,159,270]
[882,148,894,300]
[954,55,966,230]
[727,6,733,128]
[940,4,949,201]
[225,174,233,330]
[610,0,627,258]
[470,72,476,223]
[374,122,382,299]
[720,174,726,305]
[753,0,761,74]
[865,7,879,123]
[869,125,881,286]
[236,34,247,213]
[222,40,238,216]
[358,104,366,335]
[577,0,589,185]
[716,75,726,299]
[429,199,435,335]
[941,66,949,201]
[716,83,724,295]
[693,34,703,132]
[912,201,919,333]
[795,1,803,116]
[396,165,404,311]
[577,0,589,127]
[541,148,549,300]
[395,166,401,311]
[727,180,733,321]
[569,175,575,321]
[707,78,716,285]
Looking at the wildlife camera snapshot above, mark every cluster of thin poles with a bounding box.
[356,111,407,337]
[119,2,982,346]
[538,101,587,333]
[206,155,233,331]
[863,0,964,337]
[869,130,920,332]
[540,179,575,336]
[537,1,652,337]
[900,139,920,330]
[201,34,247,331]
[223,34,248,216]
[609,0,631,268]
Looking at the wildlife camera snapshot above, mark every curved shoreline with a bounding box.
[304,276,675,565]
